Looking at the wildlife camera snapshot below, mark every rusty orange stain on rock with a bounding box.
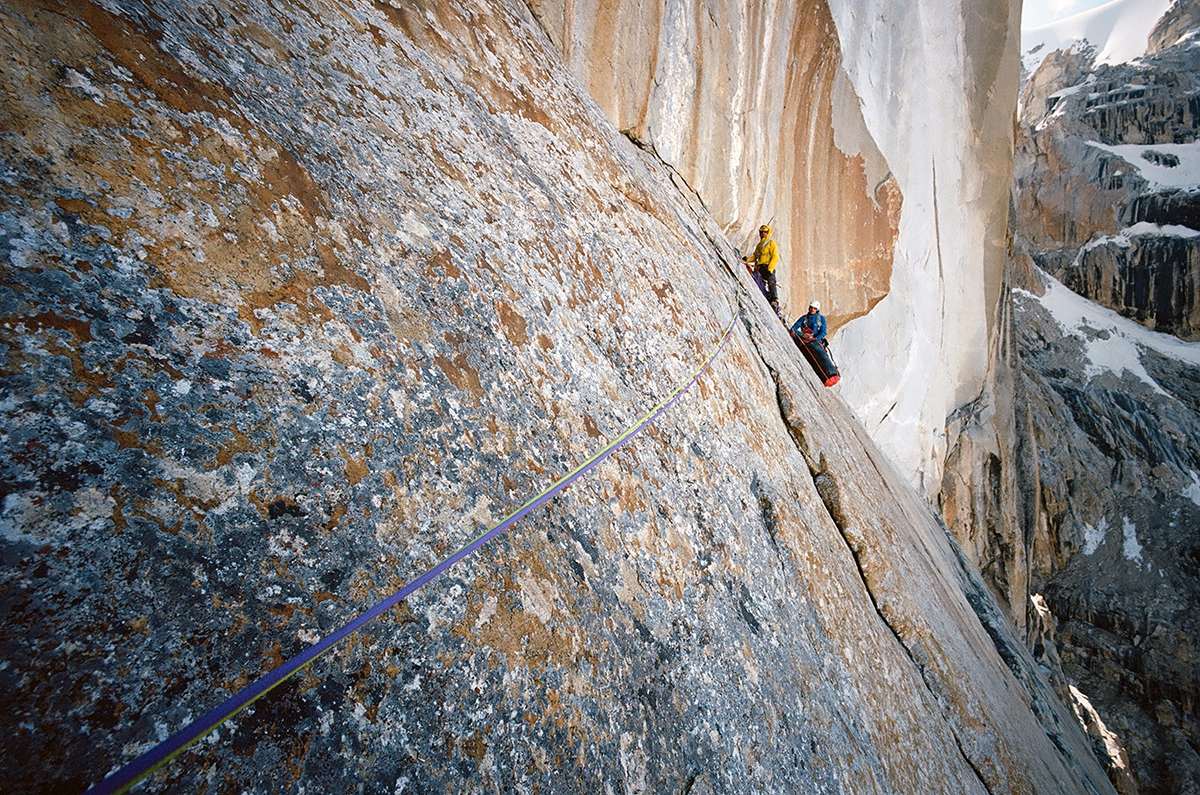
[423,247,462,280]
[13,0,375,341]
[141,388,162,422]
[433,352,483,399]
[53,197,94,216]
[342,444,369,486]
[262,640,286,671]
[323,504,348,535]
[109,425,161,457]
[18,311,93,343]
[214,426,258,468]
[267,603,297,622]
[612,470,646,514]
[462,730,487,764]
[72,0,235,119]
[582,414,601,438]
[497,301,528,346]
[331,345,356,368]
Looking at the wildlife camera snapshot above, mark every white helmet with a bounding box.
[809,300,821,311]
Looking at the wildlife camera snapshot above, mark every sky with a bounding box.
[1022,0,1119,29]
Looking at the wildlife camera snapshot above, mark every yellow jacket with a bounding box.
[751,235,779,273]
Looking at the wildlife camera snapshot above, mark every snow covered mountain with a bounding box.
[1022,0,1176,73]
[1011,1,1200,790]
[1018,3,1200,340]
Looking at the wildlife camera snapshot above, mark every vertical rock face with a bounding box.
[528,0,900,333]
[1009,267,1200,795]
[533,0,1024,498]
[937,302,1027,635]
[1060,230,1200,340]
[997,10,1200,792]
[1148,0,1200,54]
[1015,37,1200,342]
[0,1,1111,794]
[824,0,1023,494]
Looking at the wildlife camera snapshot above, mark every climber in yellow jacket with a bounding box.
[742,224,781,317]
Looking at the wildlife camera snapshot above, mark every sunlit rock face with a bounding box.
[1147,0,1200,54]
[534,0,1023,499]
[0,1,1113,794]
[1010,265,1200,795]
[527,0,900,333]
[824,0,1023,496]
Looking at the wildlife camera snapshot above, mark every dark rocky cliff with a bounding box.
[1008,262,1200,795]
[0,0,1112,793]
[1059,231,1200,339]
[1001,12,1200,789]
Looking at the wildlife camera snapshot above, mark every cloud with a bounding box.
[1048,0,1078,17]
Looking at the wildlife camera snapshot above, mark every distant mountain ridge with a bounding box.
[1022,0,1175,72]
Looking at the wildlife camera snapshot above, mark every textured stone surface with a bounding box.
[937,283,1026,634]
[1059,230,1200,340]
[1015,36,1200,342]
[0,1,1113,794]
[944,4,1200,792]
[1148,0,1200,55]
[1009,269,1200,795]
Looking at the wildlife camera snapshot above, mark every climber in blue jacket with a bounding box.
[792,300,827,343]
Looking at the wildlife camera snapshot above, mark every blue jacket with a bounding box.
[792,311,826,342]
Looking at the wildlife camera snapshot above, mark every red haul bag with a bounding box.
[792,333,840,387]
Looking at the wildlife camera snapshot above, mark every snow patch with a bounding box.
[1048,78,1095,101]
[1039,74,1099,120]
[1082,517,1108,555]
[1087,140,1200,190]
[1075,222,1200,258]
[1173,26,1200,48]
[1019,270,1200,394]
[1122,516,1144,564]
[1184,472,1200,506]
[1121,221,1200,238]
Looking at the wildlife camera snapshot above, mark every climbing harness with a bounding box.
[86,313,737,795]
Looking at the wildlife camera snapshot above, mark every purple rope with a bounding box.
[86,316,735,794]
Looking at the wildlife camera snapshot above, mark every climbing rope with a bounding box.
[86,313,737,795]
